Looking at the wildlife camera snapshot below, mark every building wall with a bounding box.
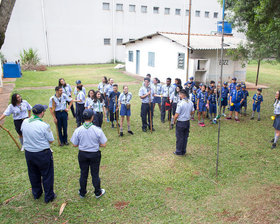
[1,0,226,65]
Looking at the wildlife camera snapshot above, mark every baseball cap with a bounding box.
[76,80,82,84]
[199,83,203,86]
[236,83,241,87]
[32,104,48,114]
[232,77,237,81]
[190,77,194,80]
[83,109,94,120]
[193,86,197,91]
[257,88,262,92]
[223,81,228,85]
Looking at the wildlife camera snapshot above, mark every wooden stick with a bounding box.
[149,92,153,133]
[52,98,61,145]
[115,95,120,135]
[0,124,21,150]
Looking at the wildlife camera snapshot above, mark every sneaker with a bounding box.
[222,113,226,117]
[250,117,254,120]
[128,131,134,135]
[171,124,174,129]
[142,128,147,132]
[271,138,275,143]
[59,143,64,147]
[95,189,106,199]
[235,119,240,122]
[226,117,232,120]
[78,190,85,199]
[21,146,24,152]
[64,142,69,146]
[258,118,261,121]
[120,132,123,137]
[45,193,57,203]
[111,124,114,128]
[271,143,276,149]
[201,122,205,127]
[107,118,109,122]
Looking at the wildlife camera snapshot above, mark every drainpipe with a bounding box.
[41,0,50,66]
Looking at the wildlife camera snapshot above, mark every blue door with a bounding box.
[136,50,140,74]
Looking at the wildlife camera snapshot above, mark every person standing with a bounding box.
[105,78,114,122]
[92,91,106,128]
[151,78,162,111]
[220,82,229,116]
[197,85,208,127]
[108,84,120,128]
[271,91,280,149]
[0,93,32,151]
[119,85,133,136]
[85,89,95,110]
[173,90,194,156]
[71,109,107,199]
[98,76,108,99]
[139,78,155,132]
[73,85,86,127]
[170,85,182,129]
[161,78,174,123]
[251,88,263,121]
[226,84,244,122]
[49,86,73,146]
[59,78,75,118]
[21,104,56,203]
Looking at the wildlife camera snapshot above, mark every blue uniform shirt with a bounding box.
[71,123,107,152]
[229,82,237,94]
[242,90,249,102]
[208,93,217,104]
[85,97,94,108]
[231,89,244,103]
[77,91,85,104]
[152,83,162,95]
[197,88,202,95]
[74,87,86,98]
[170,92,180,103]
[221,87,229,99]
[161,85,174,98]
[62,84,72,97]
[4,100,32,120]
[139,86,154,103]
[105,84,113,97]
[197,91,208,104]
[253,94,263,105]
[119,92,132,105]
[109,91,120,110]
[175,98,194,121]
[190,81,195,88]
[49,93,72,111]
[21,116,54,152]
[191,93,197,104]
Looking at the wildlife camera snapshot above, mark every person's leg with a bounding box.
[109,108,114,126]
[25,151,43,199]
[39,150,55,203]
[198,112,201,123]
[158,103,161,111]
[257,105,261,120]
[182,121,190,154]
[161,98,166,122]
[89,151,102,196]
[127,116,131,132]
[62,111,68,144]
[120,116,124,133]
[235,111,239,120]
[70,102,76,118]
[81,104,85,124]
[56,113,63,144]
[78,151,90,197]
[202,111,206,123]
[175,122,184,155]
[141,104,148,130]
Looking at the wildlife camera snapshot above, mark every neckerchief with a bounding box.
[29,115,43,123]
[98,99,101,111]
[83,122,93,129]
[54,94,62,103]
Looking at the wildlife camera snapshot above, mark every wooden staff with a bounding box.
[149,89,153,133]
[115,95,120,135]
[168,97,171,130]
[52,98,61,145]
[0,124,21,150]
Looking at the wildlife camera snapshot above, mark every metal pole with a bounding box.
[216,0,225,178]
[41,0,50,66]
[186,0,192,82]
[255,59,261,86]
[112,0,116,64]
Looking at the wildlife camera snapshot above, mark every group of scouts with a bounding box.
[1,74,278,204]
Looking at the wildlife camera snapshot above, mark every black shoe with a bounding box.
[152,128,155,131]
[171,124,174,129]
[271,143,276,149]
[120,132,123,137]
[271,138,275,143]
[142,128,147,132]
[45,193,57,203]
[173,152,184,156]
[250,117,254,120]
[59,143,64,147]
[34,193,42,200]
[111,124,114,128]
[128,131,134,135]
[161,120,165,123]
[64,142,69,146]
[258,118,261,121]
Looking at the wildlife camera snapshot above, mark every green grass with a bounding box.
[1,63,280,223]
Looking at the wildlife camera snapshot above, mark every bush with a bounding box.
[20,48,46,71]
[0,51,6,64]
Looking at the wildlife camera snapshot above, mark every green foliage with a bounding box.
[0,51,6,64]
[20,48,40,66]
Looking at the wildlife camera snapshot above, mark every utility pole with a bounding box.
[186,0,192,82]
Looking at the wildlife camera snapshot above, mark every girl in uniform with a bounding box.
[119,86,133,136]
[59,78,75,118]
[92,91,106,128]
[85,89,95,110]
[152,78,162,111]
[170,85,182,129]
[98,76,108,100]
[272,91,280,149]
[0,93,32,151]
[73,85,85,127]
[190,87,198,120]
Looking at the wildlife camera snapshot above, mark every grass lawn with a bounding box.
[1,63,280,223]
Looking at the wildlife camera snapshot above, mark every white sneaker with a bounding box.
[21,146,24,151]
[95,189,106,199]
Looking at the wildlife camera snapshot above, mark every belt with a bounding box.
[56,110,65,112]
[25,148,50,153]
[96,112,103,114]
[177,120,190,122]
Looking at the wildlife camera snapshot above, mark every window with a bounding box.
[178,53,185,69]
[175,9,181,15]
[104,38,111,45]
[148,52,155,67]
[102,2,110,10]
[129,4,136,12]
[195,10,200,17]
[153,7,159,14]
[214,12,218,18]
[116,4,123,11]
[186,9,189,16]
[128,51,133,62]
[164,8,170,15]
[205,11,210,18]
[141,5,147,13]
[117,38,123,45]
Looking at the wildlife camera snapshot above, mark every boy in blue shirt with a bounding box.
[220,82,229,116]
[207,89,217,123]
[108,84,120,128]
[197,85,208,127]
[190,87,197,120]
[251,88,263,121]
[226,83,244,122]
[240,84,249,116]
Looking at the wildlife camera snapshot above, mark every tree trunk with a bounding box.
[255,59,261,86]
[0,0,16,49]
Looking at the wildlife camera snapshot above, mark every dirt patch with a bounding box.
[114,201,130,210]
[0,83,15,125]
[165,187,173,192]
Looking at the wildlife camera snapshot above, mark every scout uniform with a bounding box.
[92,99,105,128]
[85,97,94,109]
[197,90,208,112]
[161,84,174,122]
[139,85,155,131]
[174,97,194,155]
[119,92,132,117]
[21,104,56,203]
[76,90,86,127]
[170,91,180,116]
[105,84,113,109]
[208,92,217,120]
[152,82,162,104]
[62,83,75,118]
[229,87,244,113]
[71,109,107,198]
[98,82,108,100]
[229,79,237,94]
[251,90,263,121]
[190,87,197,119]
[49,93,72,145]
[108,90,120,127]
[220,83,229,115]
[241,85,249,115]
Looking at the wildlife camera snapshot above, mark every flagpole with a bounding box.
[186,0,192,82]
[216,0,225,178]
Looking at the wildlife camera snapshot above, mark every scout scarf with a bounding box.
[83,122,93,129]
[29,115,43,123]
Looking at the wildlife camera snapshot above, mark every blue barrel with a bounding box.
[217,21,232,34]
[3,62,22,78]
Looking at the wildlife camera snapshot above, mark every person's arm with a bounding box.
[230,96,232,105]
[66,95,73,112]
[49,99,57,123]
[0,114,6,121]
[99,131,107,148]
[173,113,179,123]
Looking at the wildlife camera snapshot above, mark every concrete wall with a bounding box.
[1,0,227,65]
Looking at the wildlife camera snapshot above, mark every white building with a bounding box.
[2,0,233,65]
[123,32,247,84]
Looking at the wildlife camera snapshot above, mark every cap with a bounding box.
[76,80,81,84]
[187,81,191,84]
[241,85,246,88]
[83,109,94,120]
[223,81,228,85]
[199,83,203,86]
[184,82,188,86]
[232,77,237,81]
[236,83,241,87]
[32,104,48,114]
[193,86,197,91]
[257,88,262,92]
[190,76,194,80]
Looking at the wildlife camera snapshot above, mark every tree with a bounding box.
[0,0,16,49]
[223,0,280,85]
